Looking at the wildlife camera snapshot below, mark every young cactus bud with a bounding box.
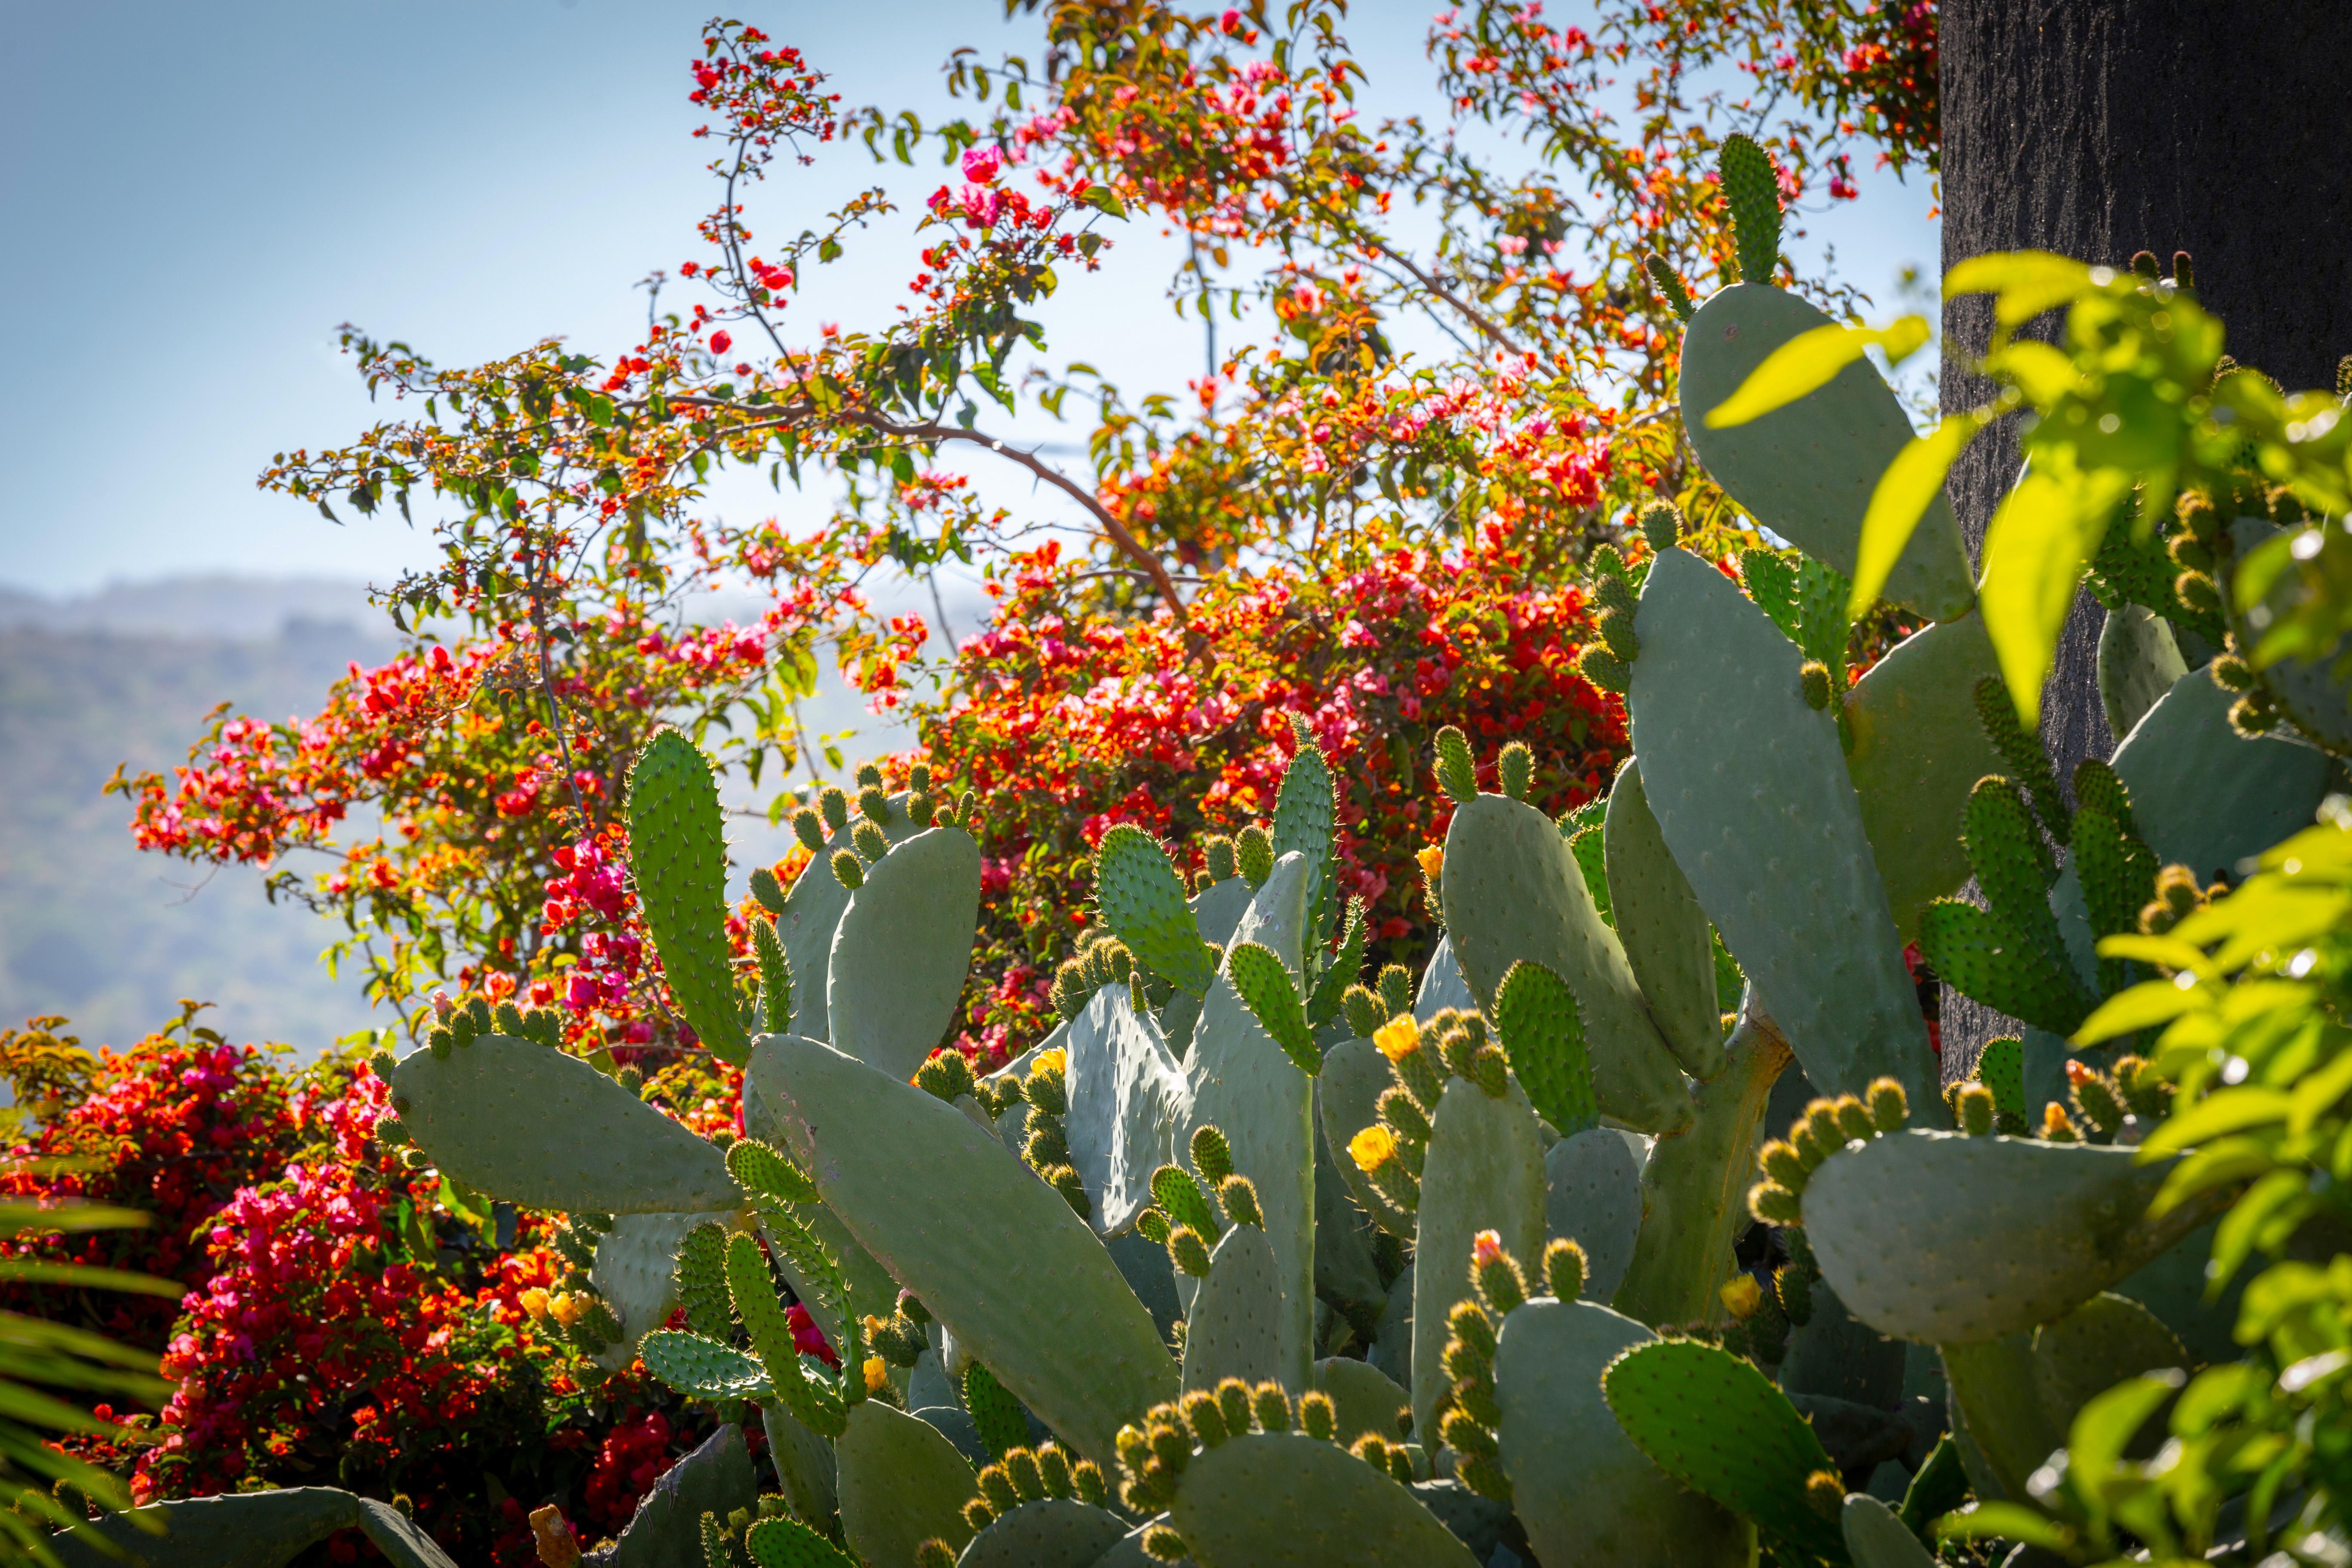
[1168,1225,1213,1277]
[2041,1101,2082,1143]
[1467,1043,1510,1099]
[1543,1237,1587,1302]
[1471,1230,1528,1317]
[1644,253,1695,322]
[953,787,977,830]
[854,762,883,789]
[1141,1526,1189,1563]
[1591,571,1637,618]
[1440,1408,1500,1462]
[1026,1121,1072,1168]
[1798,660,1833,711]
[1190,1124,1234,1185]
[907,789,935,827]
[1955,1081,1996,1137]
[1638,499,1683,554]
[1446,1298,1498,1364]
[1972,677,2070,844]
[1866,1077,1908,1134]
[1135,1207,1171,1245]
[857,785,891,827]
[2113,1054,2170,1121]
[1348,1125,1420,1212]
[1214,1377,1255,1438]
[1217,1175,1263,1229]
[2067,1059,2127,1139]
[791,807,826,854]
[1003,1447,1046,1502]
[1831,1094,1874,1143]
[1575,643,1631,695]
[913,1542,956,1568]
[1284,1390,1334,1443]
[1235,825,1274,888]
[1748,1181,1801,1225]
[1433,725,1478,802]
[962,1498,995,1533]
[818,785,850,833]
[1025,1051,1069,1117]
[749,865,787,916]
[830,849,864,890]
[1180,1389,1229,1448]
[1373,1015,1446,1110]
[1775,1262,1813,1328]
[977,1464,1020,1514]
[1375,1085,1433,1146]
[851,818,889,865]
[1758,1139,1809,1196]
[1341,983,1384,1039]
[1376,964,1414,1020]
[1496,741,1534,802]
[1804,1099,1850,1158]
[1201,834,1238,884]
[1598,605,1641,664]
[2231,691,2283,737]
[1251,1381,1293,1433]
[494,1001,525,1038]
[1070,1458,1107,1507]
[913,1048,976,1103]
[1805,1470,1845,1520]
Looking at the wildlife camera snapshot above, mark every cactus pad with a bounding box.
[1181,1222,1286,1395]
[1680,285,1975,620]
[1309,1356,1408,1448]
[2097,603,2188,744]
[1600,1338,1845,1562]
[1602,762,1726,1079]
[628,730,751,1064]
[955,1500,1127,1568]
[744,1515,859,1568]
[40,1487,461,1568]
[1413,936,1479,1020]
[1271,738,1338,945]
[1225,943,1319,1075]
[1841,1493,1936,1568]
[836,1400,979,1568]
[1062,986,1191,1237]
[1495,1300,1751,1568]
[1544,1129,1645,1305]
[599,1423,760,1568]
[1170,1432,1480,1567]
[749,1034,1176,1465]
[1628,547,1942,1120]
[775,788,926,1041]
[1801,1130,2194,1343]
[1716,134,1781,285]
[587,1211,702,1367]
[641,1330,773,1401]
[1412,1076,1546,1438]
[1490,961,1596,1135]
[1841,611,2010,943]
[391,1035,735,1213]
[827,826,983,1082]
[1095,826,1219,995]
[1317,1038,1411,1237]
[1440,793,1693,1135]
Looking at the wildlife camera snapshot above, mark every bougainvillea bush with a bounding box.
[1,1011,745,1565]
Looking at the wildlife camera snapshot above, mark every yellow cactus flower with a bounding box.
[547,1292,584,1328]
[1718,1274,1764,1320]
[1418,844,1445,882]
[863,1355,891,1395]
[1035,1047,1068,1076]
[1348,1124,1398,1174]
[520,1287,551,1324]
[1372,1017,1421,1063]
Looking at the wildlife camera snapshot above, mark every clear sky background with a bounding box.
[0,0,1942,600]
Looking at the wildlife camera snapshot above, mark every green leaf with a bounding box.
[1847,413,1981,618]
[1078,185,1127,219]
[2072,978,2205,1046]
[2138,1088,2291,1158]
[1703,316,1930,429]
[1933,1501,2075,1550]
[1944,251,2096,332]
[1977,467,2127,725]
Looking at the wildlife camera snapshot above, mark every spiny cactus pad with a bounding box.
[1412,1077,1546,1438]
[1801,1130,2195,1343]
[825,825,983,1083]
[1060,986,1190,1237]
[1495,1300,1751,1568]
[775,788,927,1041]
[1627,548,1942,1121]
[1680,284,1975,621]
[1717,134,1781,285]
[1169,1432,1481,1568]
[1270,738,1338,946]
[39,1485,463,1568]
[641,1330,773,1401]
[1180,1222,1286,1396]
[1601,761,1726,1080]
[1316,1038,1412,1238]
[391,1035,735,1213]
[835,1400,979,1568]
[1094,826,1219,995]
[1440,793,1692,1136]
[1491,960,1597,1136]
[748,1035,1175,1466]
[1841,611,2010,944]
[1225,942,1319,1075]
[628,729,752,1064]
[2097,602,2189,744]
[1544,1128,1645,1304]
[1600,1338,1844,1562]
[585,1211,700,1369]
[744,1514,860,1568]
[1841,1492,1936,1568]
[955,1499,1129,1568]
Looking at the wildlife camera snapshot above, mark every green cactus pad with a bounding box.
[1613,1009,1791,1329]
[390,1035,735,1213]
[588,1211,701,1368]
[1628,548,1942,1121]
[1412,1075,1547,1437]
[1915,900,2094,1036]
[1413,936,1479,1019]
[1271,739,1338,945]
[2098,603,2189,745]
[2032,1291,2186,1440]
[1181,1221,1286,1394]
[1062,986,1190,1237]
[642,1330,772,1401]
[961,1360,1030,1461]
[1440,793,1693,1136]
[836,1400,979,1568]
[1939,1333,2058,1503]
[749,1034,1175,1466]
[1184,854,1317,1392]
[1841,1493,1936,1568]
[602,1424,761,1568]
[1311,1117,1386,1308]
[1544,1128,1645,1304]
[1740,547,1853,672]
[1842,611,2010,943]
[1680,284,1975,620]
[2113,1220,2242,1367]
[1095,826,1219,995]
[1602,761,1726,1079]
[43,1487,460,1568]
[827,825,983,1083]
[1190,876,1255,952]
[776,790,926,1041]
[1601,1338,1845,1562]
[1316,1039,1411,1237]
[955,1500,1127,1568]
[744,1515,859,1568]
[1567,824,1612,925]
[1717,134,1782,285]
[1495,1300,1751,1568]
[628,729,751,1064]
[1310,1356,1408,1447]
[1225,942,1319,1075]
[763,1403,841,1528]
[1802,1131,2199,1343]
[2224,512,2352,754]
[1491,960,1598,1135]
[1170,1431,1481,1568]
[1974,1035,2025,1125]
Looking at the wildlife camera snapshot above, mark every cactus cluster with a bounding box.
[90,140,2340,1568]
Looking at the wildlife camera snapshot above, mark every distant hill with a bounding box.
[0,576,925,1053]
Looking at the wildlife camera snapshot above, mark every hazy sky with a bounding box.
[0,1,1939,598]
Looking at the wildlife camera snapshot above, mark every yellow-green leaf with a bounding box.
[2141,1089,2291,1159]
[2074,977,2207,1047]
[1847,412,1981,618]
[1946,251,2096,332]
[1703,315,1930,429]
[1976,468,2123,724]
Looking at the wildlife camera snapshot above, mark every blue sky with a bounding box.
[0,1,1940,598]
